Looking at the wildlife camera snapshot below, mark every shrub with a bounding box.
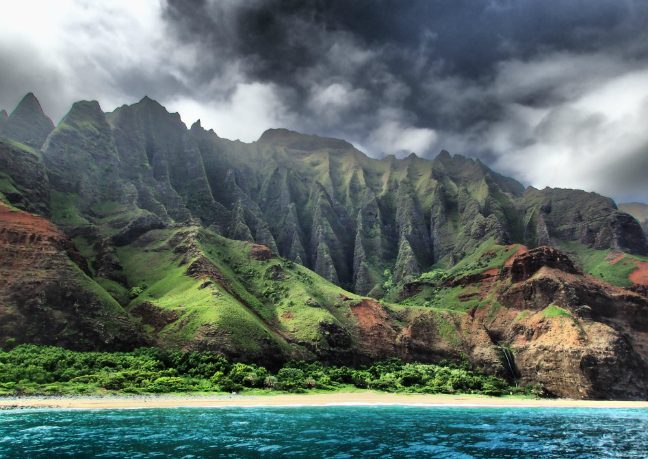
[146,377,195,393]
[0,345,522,397]
[276,368,305,392]
[228,363,268,388]
[128,285,146,298]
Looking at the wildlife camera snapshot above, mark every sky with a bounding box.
[1,0,647,203]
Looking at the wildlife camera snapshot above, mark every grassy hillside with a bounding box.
[557,241,648,287]
[111,226,366,362]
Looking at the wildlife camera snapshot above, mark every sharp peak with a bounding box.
[11,92,50,117]
[20,92,39,103]
[130,96,183,121]
[139,95,162,105]
[133,95,169,113]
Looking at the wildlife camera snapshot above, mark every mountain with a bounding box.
[1,93,54,149]
[1,93,648,399]
[620,202,648,235]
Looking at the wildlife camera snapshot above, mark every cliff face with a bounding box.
[495,247,648,399]
[18,94,644,297]
[0,203,143,350]
[2,92,648,399]
[523,189,648,255]
[620,202,648,236]
[400,245,648,399]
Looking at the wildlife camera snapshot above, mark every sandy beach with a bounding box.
[1,392,647,410]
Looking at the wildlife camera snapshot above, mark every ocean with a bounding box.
[1,406,647,458]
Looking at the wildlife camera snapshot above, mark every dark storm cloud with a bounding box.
[162,0,648,126]
[1,0,647,202]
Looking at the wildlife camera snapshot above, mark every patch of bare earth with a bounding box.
[629,260,648,286]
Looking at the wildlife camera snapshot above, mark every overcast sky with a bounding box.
[1,0,647,202]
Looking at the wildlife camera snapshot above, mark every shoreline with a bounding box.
[1,392,648,410]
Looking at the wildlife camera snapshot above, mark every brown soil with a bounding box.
[351,299,389,330]
[0,203,67,286]
[504,245,528,267]
[250,244,273,261]
[0,202,63,240]
[629,260,648,285]
[607,250,648,286]
[350,299,399,358]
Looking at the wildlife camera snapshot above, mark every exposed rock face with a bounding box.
[0,203,144,350]
[523,188,648,255]
[506,246,580,282]
[498,310,646,399]
[2,93,54,149]
[346,299,504,372]
[620,202,648,236]
[493,251,648,399]
[131,301,179,334]
[394,244,648,399]
[250,244,274,261]
[350,299,401,360]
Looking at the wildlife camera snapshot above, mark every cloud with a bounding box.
[0,0,189,121]
[367,120,438,157]
[483,58,648,202]
[1,0,648,201]
[168,82,295,142]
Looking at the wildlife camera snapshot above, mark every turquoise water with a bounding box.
[1,406,647,458]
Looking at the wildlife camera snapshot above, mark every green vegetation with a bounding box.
[542,304,572,319]
[558,241,648,287]
[50,191,89,225]
[113,226,363,356]
[0,171,20,197]
[0,345,524,397]
[447,240,520,279]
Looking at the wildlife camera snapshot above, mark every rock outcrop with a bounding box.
[523,188,648,255]
[506,246,581,282]
[488,248,647,398]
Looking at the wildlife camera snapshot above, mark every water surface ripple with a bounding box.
[1,406,647,458]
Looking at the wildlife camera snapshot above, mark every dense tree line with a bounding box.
[0,345,529,396]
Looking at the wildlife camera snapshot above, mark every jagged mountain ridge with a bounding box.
[2,93,648,399]
[8,93,645,296]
